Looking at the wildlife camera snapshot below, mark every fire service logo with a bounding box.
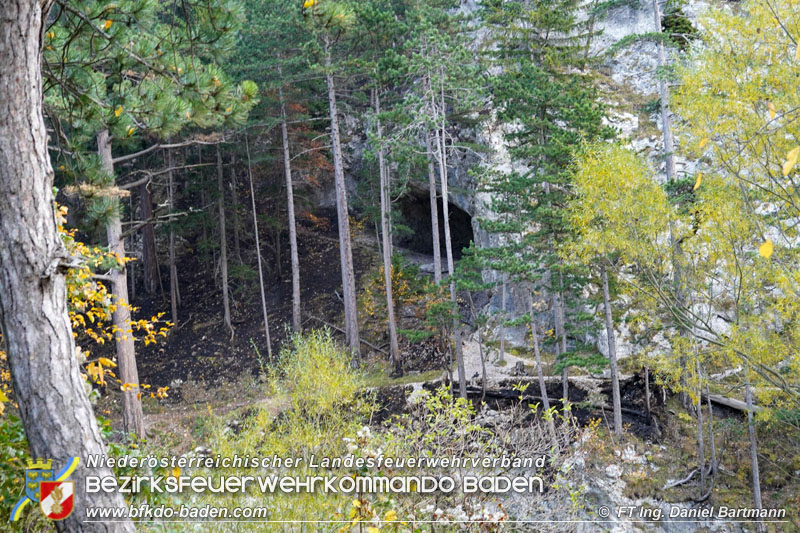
[10,457,79,522]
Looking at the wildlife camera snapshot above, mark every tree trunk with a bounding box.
[139,182,160,295]
[425,131,442,285]
[98,129,144,438]
[554,289,568,401]
[0,4,135,529]
[696,361,706,497]
[601,265,622,436]
[499,274,507,364]
[245,134,273,358]
[216,145,234,341]
[745,369,763,530]
[374,89,401,373]
[529,290,556,440]
[434,82,466,399]
[128,195,136,302]
[652,0,677,182]
[324,37,360,360]
[706,383,717,479]
[653,0,689,410]
[467,292,487,401]
[166,147,179,326]
[645,364,651,415]
[279,82,302,332]
[229,154,243,265]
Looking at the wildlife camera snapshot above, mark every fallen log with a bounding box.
[702,392,761,413]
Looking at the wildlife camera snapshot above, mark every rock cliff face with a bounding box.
[458,0,707,360]
[326,0,706,359]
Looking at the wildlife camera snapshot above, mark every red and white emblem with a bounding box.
[39,481,74,520]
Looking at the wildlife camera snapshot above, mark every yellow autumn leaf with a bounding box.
[127,126,135,136]
[304,0,317,8]
[98,357,116,368]
[783,146,800,176]
[0,389,8,403]
[114,105,123,117]
[692,172,702,191]
[104,19,113,30]
[384,510,398,521]
[796,43,800,60]
[699,138,709,149]
[352,499,361,508]
[759,239,774,258]
[170,467,181,477]
[367,528,380,533]
[768,101,776,120]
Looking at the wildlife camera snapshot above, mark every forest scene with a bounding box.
[1,0,800,531]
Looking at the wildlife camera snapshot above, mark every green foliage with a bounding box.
[183,330,371,525]
[0,415,37,528]
[661,0,698,50]
[275,330,365,417]
[479,0,613,376]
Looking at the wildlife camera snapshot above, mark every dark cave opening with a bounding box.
[396,190,474,261]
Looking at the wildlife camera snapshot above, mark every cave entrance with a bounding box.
[396,190,473,261]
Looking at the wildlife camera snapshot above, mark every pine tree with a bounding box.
[480,0,611,402]
[303,0,362,361]
[45,0,257,436]
[0,1,135,529]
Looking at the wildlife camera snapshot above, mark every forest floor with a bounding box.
[90,214,800,530]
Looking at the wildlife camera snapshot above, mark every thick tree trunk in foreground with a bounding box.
[0,2,134,529]
[425,131,442,285]
[216,145,234,341]
[245,134,272,358]
[324,38,360,360]
[601,265,622,436]
[279,84,302,332]
[375,90,401,373]
[98,130,144,438]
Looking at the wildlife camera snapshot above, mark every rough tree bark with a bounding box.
[279,81,302,332]
[374,89,401,373]
[245,134,273,358]
[98,130,144,438]
[434,78,467,399]
[0,2,134,529]
[216,145,234,341]
[324,36,360,360]
[601,265,622,436]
